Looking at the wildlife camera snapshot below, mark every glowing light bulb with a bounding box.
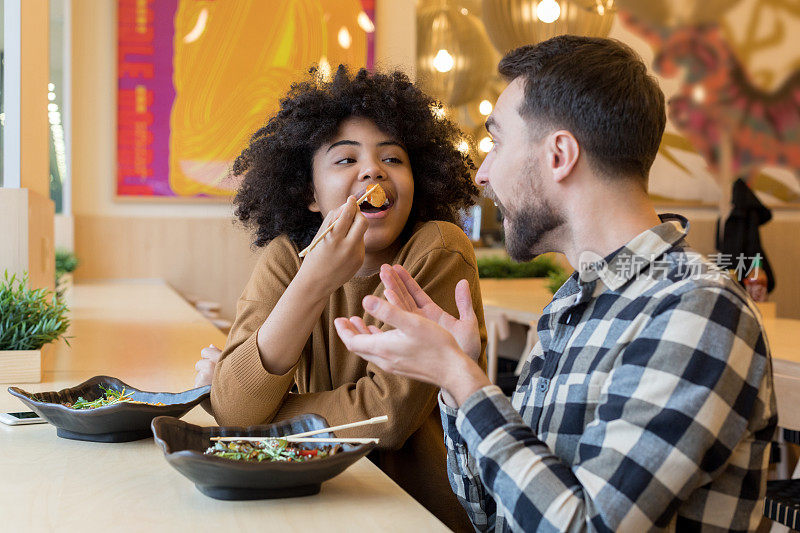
[48,82,55,91]
[318,56,332,81]
[479,137,493,153]
[479,100,493,116]
[338,27,352,49]
[460,8,469,15]
[692,85,706,103]
[430,105,446,120]
[357,11,375,33]
[457,140,470,153]
[48,92,56,101]
[537,0,561,23]
[433,49,455,73]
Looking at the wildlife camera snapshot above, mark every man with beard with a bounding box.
[335,35,776,531]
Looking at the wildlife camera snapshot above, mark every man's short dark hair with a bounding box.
[498,35,666,182]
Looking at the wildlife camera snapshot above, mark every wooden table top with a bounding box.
[762,318,800,365]
[0,280,446,532]
[479,277,554,324]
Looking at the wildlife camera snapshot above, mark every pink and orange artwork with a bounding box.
[617,0,800,205]
[117,0,375,199]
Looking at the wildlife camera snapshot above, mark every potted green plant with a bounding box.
[0,272,70,383]
[55,249,79,298]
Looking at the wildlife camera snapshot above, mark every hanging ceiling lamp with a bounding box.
[417,2,496,106]
[481,0,617,54]
[451,78,505,163]
[452,78,504,130]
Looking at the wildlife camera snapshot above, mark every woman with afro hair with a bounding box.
[194,65,486,530]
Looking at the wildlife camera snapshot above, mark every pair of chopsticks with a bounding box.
[297,184,380,258]
[209,415,388,444]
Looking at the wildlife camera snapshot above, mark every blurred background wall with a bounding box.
[65,0,800,321]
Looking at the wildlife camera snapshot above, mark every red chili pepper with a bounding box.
[298,449,318,457]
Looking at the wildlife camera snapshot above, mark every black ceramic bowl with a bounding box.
[8,375,211,442]
[151,413,376,500]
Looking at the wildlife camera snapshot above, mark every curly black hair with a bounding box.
[231,65,480,249]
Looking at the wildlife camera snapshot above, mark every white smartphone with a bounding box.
[0,411,47,425]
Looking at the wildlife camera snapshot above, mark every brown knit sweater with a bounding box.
[211,220,487,531]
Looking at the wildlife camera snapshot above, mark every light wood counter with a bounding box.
[763,318,800,430]
[479,278,554,325]
[0,280,447,532]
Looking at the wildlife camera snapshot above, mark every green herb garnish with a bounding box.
[67,385,134,409]
[205,439,341,462]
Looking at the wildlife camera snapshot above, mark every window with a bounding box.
[49,0,68,212]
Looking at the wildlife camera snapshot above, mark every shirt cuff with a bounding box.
[439,390,468,449]
[456,384,525,443]
[438,389,459,417]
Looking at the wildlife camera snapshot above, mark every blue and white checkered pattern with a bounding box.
[441,214,777,532]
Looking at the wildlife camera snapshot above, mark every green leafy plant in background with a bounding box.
[55,249,79,280]
[55,249,79,277]
[55,249,79,299]
[545,269,572,295]
[0,271,70,351]
[477,255,562,279]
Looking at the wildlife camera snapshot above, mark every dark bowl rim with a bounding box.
[151,415,378,471]
[8,375,211,414]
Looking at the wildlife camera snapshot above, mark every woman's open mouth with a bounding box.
[359,188,394,219]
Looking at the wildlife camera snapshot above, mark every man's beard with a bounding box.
[487,157,565,262]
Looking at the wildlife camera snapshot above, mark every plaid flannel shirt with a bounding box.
[441,214,777,532]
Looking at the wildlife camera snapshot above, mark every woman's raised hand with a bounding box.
[299,196,369,296]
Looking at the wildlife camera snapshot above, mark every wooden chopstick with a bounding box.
[297,184,380,258]
[209,415,389,443]
[209,436,379,444]
[355,184,382,206]
[285,415,389,439]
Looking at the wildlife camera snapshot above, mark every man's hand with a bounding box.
[334,283,490,407]
[380,264,482,361]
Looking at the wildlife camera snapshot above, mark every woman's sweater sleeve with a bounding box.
[210,237,303,426]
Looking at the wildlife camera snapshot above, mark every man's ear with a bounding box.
[545,130,579,183]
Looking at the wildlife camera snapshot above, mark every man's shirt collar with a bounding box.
[576,214,690,292]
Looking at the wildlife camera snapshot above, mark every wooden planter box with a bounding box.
[0,349,42,383]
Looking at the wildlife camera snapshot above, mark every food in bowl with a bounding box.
[46,385,167,409]
[205,439,343,463]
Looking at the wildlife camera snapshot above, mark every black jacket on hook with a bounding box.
[716,178,776,293]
